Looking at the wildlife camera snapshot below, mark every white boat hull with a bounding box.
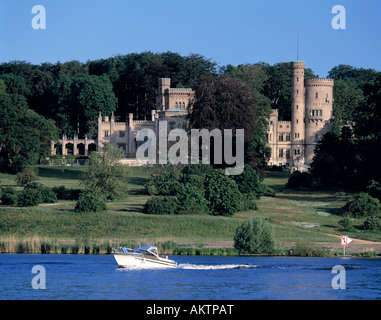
[113,252,177,269]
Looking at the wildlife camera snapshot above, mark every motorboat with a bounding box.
[113,245,177,268]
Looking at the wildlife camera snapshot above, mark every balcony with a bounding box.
[308,115,323,120]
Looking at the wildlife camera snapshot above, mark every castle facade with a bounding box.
[51,62,334,169]
[51,78,193,158]
[267,61,334,168]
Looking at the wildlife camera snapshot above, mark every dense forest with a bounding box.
[0,51,380,190]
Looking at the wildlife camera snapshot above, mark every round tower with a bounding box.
[291,61,306,164]
[304,78,334,164]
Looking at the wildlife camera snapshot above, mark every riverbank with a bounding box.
[1,235,380,257]
[1,166,381,257]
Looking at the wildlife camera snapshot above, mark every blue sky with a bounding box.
[1,0,380,77]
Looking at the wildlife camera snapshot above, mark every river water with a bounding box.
[0,254,380,300]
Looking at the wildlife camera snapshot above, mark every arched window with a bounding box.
[175,102,178,108]
[316,92,319,99]
[182,102,185,109]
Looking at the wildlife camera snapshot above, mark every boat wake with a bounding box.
[177,263,259,270]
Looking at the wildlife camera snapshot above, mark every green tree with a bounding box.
[188,75,261,170]
[0,80,58,172]
[310,127,358,189]
[80,144,129,200]
[204,169,241,217]
[331,79,365,137]
[49,74,117,138]
[234,218,275,254]
[223,63,272,170]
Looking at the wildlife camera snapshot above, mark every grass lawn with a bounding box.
[1,166,380,254]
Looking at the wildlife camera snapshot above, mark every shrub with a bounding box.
[1,187,18,205]
[39,188,58,203]
[338,216,353,231]
[74,192,107,213]
[24,182,57,203]
[285,171,312,189]
[17,189,41,207]
[143,196,178,215]
[204,169,241,217]
[15,167,39,186]
[362,216,381,231]
[176,184,209,215]
[260,184,276,197]
[239,193,258,211]
[343,192,381,217]
[52,186,82,200]
[231,165,264,198]
[145,167,181,196]
[234,218,275,254]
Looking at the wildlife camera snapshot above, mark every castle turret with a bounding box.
[291,61,306,164]
[304,78,334,163]
[156,78,171,111]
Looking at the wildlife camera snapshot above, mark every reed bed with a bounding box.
[0,235,181,255]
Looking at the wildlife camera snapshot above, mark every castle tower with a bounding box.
[291,61,306,164]
[304,78,334,163]
[156,78,171,111]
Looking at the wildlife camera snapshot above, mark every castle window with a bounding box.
[175,102,178,108]
[104,130,109,137]
[296,105,299,110]
[278,134,284,142]
[319,110,323,116]
[297,77,299,82]
[286,149,291,158]
[182,102,185,109]
[279,149,284,158]
[296,119,299,124]
[286,134,290,141]
[316,92,319,99]
[119,130,125,137]
[296,89,299,94]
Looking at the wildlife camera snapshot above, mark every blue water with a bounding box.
[0,254,380,300]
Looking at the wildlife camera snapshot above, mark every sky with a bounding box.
[1,0,380,77]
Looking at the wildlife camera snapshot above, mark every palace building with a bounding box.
[51,78,193,158]
[51,62,334,169]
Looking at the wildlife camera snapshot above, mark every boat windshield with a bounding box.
[131,245,159,256]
